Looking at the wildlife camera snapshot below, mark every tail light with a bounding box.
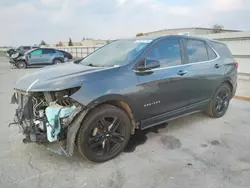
[234,61,238,69]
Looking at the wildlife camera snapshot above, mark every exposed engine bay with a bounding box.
[10,87,85,153]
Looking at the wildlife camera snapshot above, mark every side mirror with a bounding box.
[137,58,160,71]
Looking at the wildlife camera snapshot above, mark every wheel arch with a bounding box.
[86,94,137,134]
[53,57,63,63]
[221,80,233,92]
[211,79,234,98]
[66,95,137,156]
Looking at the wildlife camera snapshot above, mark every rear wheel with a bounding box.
[206,83,232,118]
[17,61,26,69]
[64,57,69,62]
[53,59,62,64]
[77,105,131,162]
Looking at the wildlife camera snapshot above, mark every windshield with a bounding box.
[80,39,152,67]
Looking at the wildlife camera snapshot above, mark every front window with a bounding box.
[30,49,42,55]
[80,39,151,67]
[146,39,182,67]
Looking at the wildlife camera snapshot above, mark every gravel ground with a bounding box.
[1,57,250,188]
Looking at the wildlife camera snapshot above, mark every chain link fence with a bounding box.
[55,46,103,58]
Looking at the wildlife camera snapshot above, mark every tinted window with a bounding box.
[42,49,55,54]
[23,46,31,50]
[30,49,42,55]
[186,39,208,63]
[206,44,217,60]
[211,42,233,58]
[146,39,182,67]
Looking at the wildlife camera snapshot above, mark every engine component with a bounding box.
[45,104,76,142]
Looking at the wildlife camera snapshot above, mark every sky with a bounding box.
[0,0,250,46]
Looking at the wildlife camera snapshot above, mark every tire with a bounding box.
[64,57,69,62]
[77,104,131,163]
[206,83,232,118]
[17,61,26,69]
[53,59,62,64]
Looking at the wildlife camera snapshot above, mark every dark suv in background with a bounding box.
[11,35,237,162]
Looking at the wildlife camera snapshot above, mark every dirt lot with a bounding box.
[1,56,250,188]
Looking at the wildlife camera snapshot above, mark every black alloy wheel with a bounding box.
[215,89,229,115]
[77,105,131,162]
[53,59,62,64]
[206,83,231,118]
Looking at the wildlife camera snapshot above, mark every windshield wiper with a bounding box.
[87,63,107,67]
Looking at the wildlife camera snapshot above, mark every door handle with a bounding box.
[214,64,220,68]
[177,70,187,76]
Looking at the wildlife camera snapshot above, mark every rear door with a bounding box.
[27,49,43,65]
[42,49,56,64]
[181,39,221,106]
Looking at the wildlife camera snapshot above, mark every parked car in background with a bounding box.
[56,50,73,61]
[6,46,38,57]
[9,48,64,69]
[10,35,237,162]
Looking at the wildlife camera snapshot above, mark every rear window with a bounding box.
[206,44,217,60]
[210,42,233,58]
[42,49,55,54]
[186,39,209,63]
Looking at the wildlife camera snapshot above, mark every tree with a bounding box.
[68,38,73,46]
[39,40,46,46]
[136,32,144,37]
[212,24,224,33]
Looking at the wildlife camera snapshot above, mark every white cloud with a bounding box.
[0,0,249,46]
[211,0,245,11]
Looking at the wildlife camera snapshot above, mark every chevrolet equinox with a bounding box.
[10,35,237,162]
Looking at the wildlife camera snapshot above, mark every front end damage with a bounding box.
[10,87,87,156]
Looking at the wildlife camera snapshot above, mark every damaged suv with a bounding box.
[10,35,237,162]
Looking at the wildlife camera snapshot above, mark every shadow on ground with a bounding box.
[123,123,167,153]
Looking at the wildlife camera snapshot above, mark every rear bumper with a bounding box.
[232,82,237,97]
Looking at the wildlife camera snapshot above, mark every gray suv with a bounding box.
[9,48,65,69]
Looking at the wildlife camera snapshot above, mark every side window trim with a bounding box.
[205,42,219,60]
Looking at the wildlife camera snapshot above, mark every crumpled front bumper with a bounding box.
[10,92,47,143]
[9,58,16,65]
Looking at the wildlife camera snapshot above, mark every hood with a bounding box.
[14,62,112,92]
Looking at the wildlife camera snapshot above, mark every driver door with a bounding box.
[135,38,190,128]
[27,49,43,65]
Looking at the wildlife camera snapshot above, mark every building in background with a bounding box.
[59,39,108,47]
[142,27,250,75]
[143,27,241,37]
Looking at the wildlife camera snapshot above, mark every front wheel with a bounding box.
[206,83,232,118]
[77,105,131,162]
[17,61,26,69]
